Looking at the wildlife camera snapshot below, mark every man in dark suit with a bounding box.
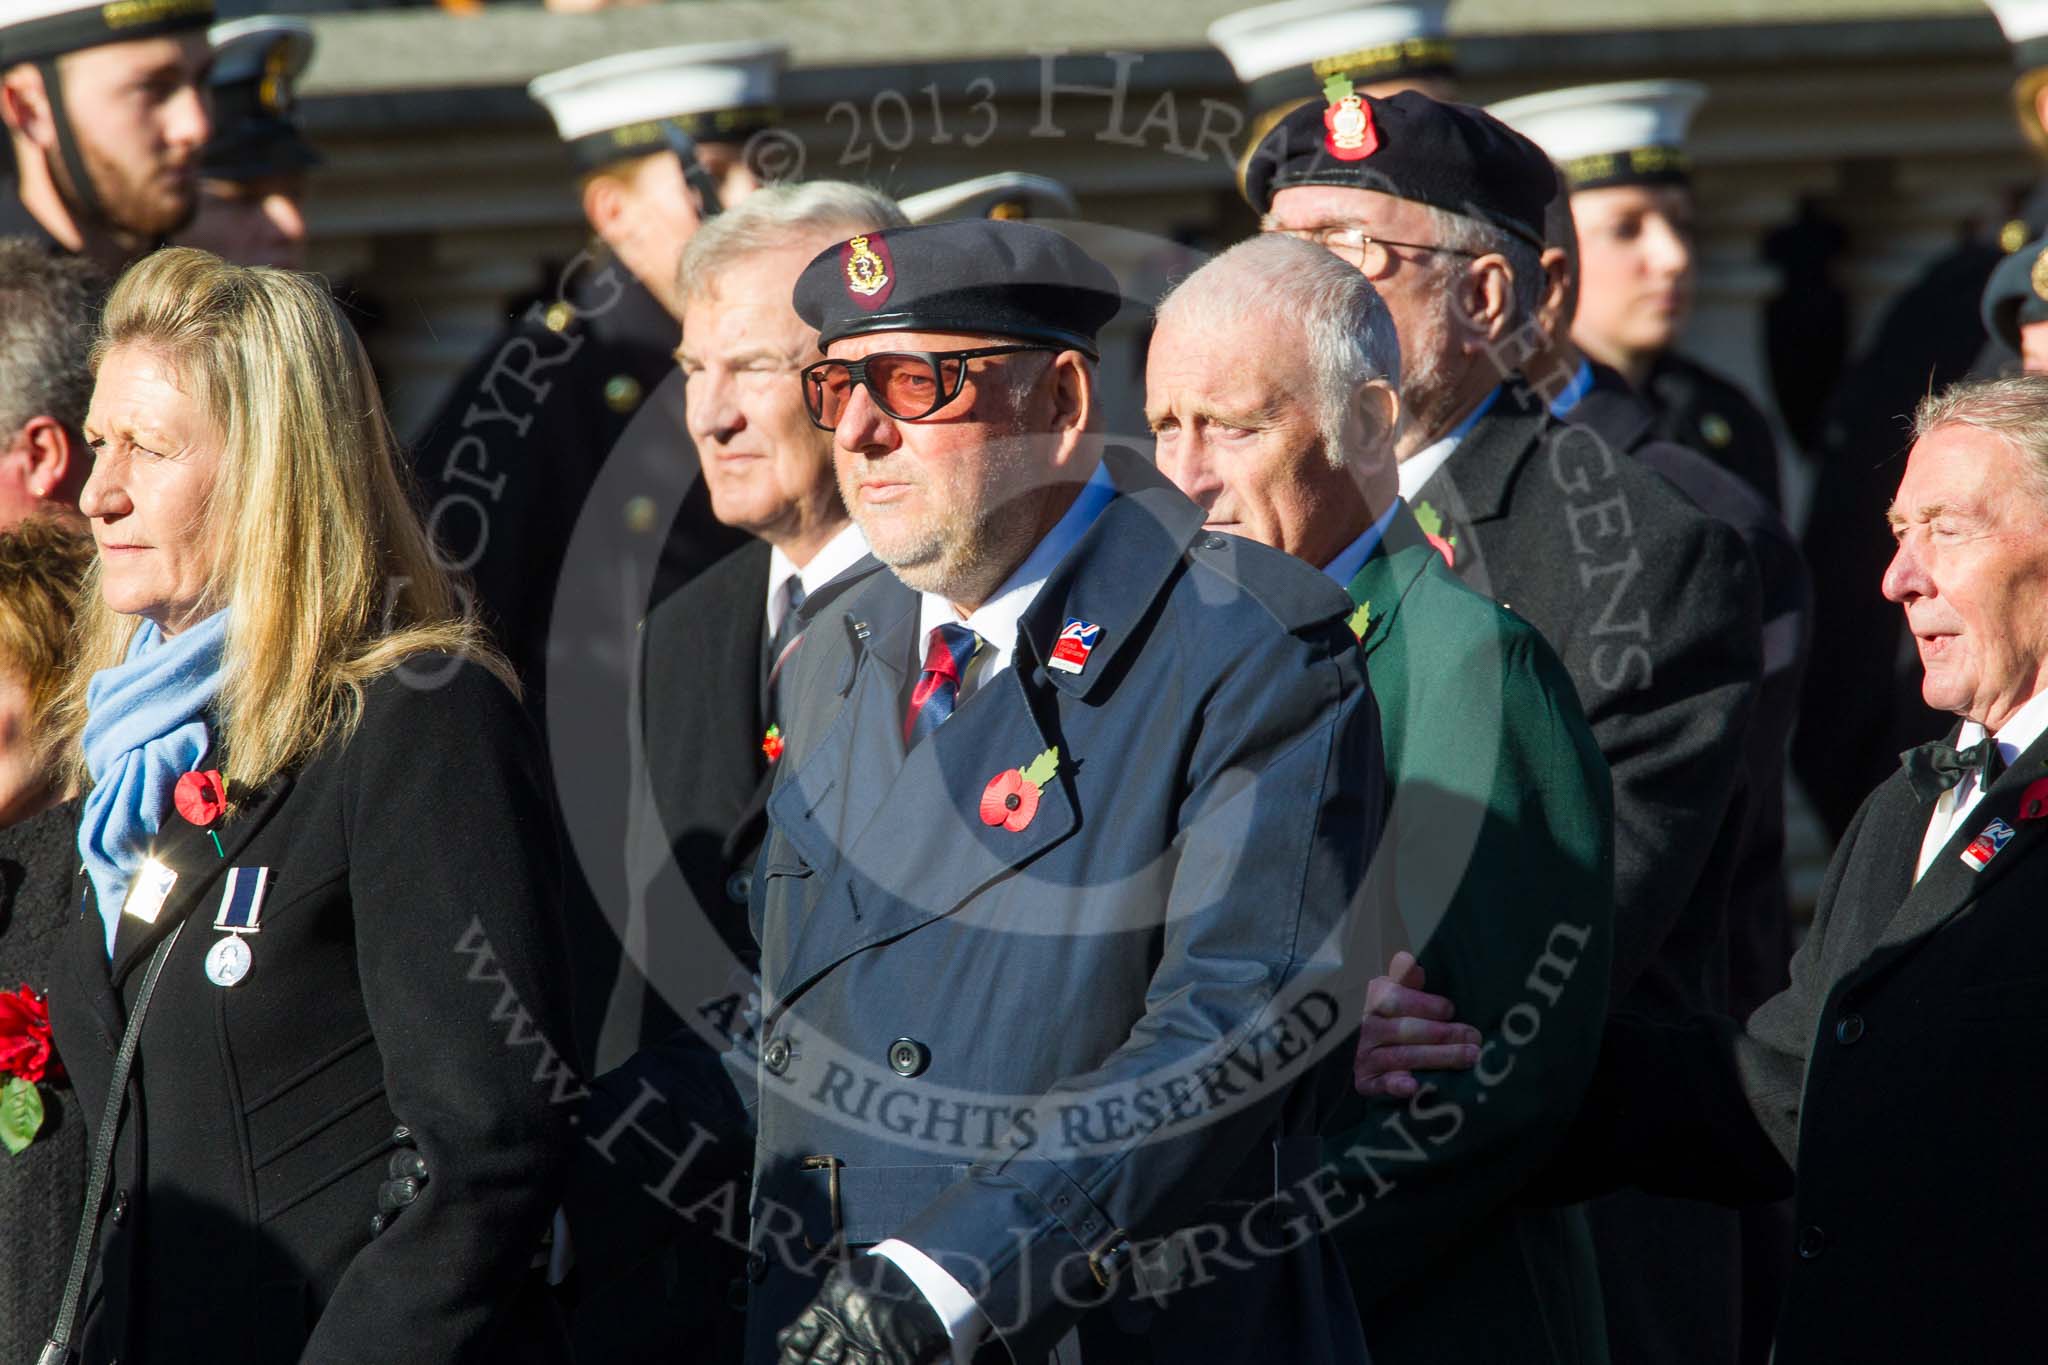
[1246,89,1766,1365]
[564,181,901,1365]
[624,180,902,1049]
[1527,186,1812,1365]
[412,43,778,1077]
[1367,371,2048,1362]
[584,218,1385,1365]
[1147,231,1617,1365]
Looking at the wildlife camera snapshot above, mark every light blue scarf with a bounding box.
[77,611,230,956]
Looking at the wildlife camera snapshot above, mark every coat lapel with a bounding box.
[1341,506,1438,655]
[1868,732,2048,959]
[772,658,1079,1010]
[105,775,294,985]
[765,449,1200,1011]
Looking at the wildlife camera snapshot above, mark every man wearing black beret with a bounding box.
[1246,90,1767,1364]
[587,217,1387,1365]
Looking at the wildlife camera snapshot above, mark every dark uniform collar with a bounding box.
[1430,380,1551,522]
[0,180,66,256]
[1015,447,1207,701]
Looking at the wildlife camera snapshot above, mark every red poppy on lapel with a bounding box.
[174,769,228,828]
[979,747,1061,833]
[762,724,785,765]
[2021,776,2048,821]
[1413,500,1457,568]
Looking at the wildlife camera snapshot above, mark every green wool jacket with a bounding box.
[1323,505,1617,1365]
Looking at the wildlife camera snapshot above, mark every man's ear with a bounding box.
[1049,350,1095,435]
[1537,245,1573,341]
[0,64,50,142]
[580,173,631,255]
[17,416,80,504]
[1350,377,1400,454]
[1456,255,1516,348]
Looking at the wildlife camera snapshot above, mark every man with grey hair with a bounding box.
[1148,232,1616,1365]
[563,180,902,1365]
[0,236,96,527]
[1244,80,1764,1151]
[1370,373,2048,1363]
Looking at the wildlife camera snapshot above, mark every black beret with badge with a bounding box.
[1981,233,2048,355]
[1240,88,1556,250]
[791,219,1123,358]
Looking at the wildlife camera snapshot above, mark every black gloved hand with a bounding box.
[775,1255,951,1365]
[370,1125,428,1237]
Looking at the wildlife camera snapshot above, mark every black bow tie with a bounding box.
[1901,737,2006,804]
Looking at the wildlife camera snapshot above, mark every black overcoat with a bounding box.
[46,658,576,1365]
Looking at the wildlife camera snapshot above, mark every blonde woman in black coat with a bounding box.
[41,249,576,1365]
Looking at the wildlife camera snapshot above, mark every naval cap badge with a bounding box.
[843,233,895,310]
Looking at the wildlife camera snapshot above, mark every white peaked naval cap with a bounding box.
[1489,80,1708,190]
[0,0,214,65]
[529,40,785,170]
[902,173,1079,225]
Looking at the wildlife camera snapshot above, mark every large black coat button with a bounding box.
[762,1036,792,1076]
[888,1037,930,1078]
[1835,1014,1865,1045]
[725,870,752,906]
[1796,1225,1828,1260]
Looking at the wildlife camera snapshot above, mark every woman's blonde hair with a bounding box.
[49,248,511,792]
[0,517,93,755]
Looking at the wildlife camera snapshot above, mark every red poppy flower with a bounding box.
[761,725,785,765]
[979,769,1041,832]
[0,985,58,1085]
[2024,777,2048,822]
[174,769,227,828]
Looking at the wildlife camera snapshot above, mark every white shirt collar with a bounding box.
[915,461,1117,690]
[1957,683,2048,767]
[1397,386,1500,501]
[1321,499,1403,589]
[766,521,869,635]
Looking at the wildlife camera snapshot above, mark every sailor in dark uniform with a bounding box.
[1795,0,2048,839]
[0,0,213,269]
[1978,229,2048,371]
[175,15,318,270]
[409,44,782,1103]
[1492,78,1785,509]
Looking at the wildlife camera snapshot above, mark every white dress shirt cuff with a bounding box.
[869,1239,990,1356]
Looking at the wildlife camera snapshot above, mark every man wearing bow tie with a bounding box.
[1363,372,2048,1362]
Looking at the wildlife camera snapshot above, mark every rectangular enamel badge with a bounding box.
[1048,618,1101,675]
[122,858,178,923]
[214,867,270,933]
[1961,818,2018,872]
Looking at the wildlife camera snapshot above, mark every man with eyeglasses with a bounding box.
[1244,89,1767,1362]
[583,215,1384,1365]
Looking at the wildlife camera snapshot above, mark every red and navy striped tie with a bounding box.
[905,623,981,745]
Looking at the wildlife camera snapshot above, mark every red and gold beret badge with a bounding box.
[843,233,895,310]
[1322,74,1379,162]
